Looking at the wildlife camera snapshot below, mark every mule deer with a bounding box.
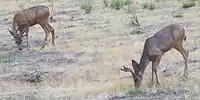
[121,23,189,88]
[8,5,55,50]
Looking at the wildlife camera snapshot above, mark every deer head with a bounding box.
[121,60,143,88]
[8,29,23,50]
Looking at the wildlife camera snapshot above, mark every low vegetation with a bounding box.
[126,87,148,97]
[119,85,200,99]
[81,0,92,14]
[0,52,18,73]
[130,15,144,34]
[2,0,200,99]
[173,14,184,18]
[0,53,16,63]
[142,1,155,10]
[109,0,132,10]
[103,0,109,7]
[182,0,195,8]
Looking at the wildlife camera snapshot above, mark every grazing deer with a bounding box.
[121,23,189,88]
[8,5,55,50]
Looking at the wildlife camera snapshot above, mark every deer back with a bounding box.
[13,6,50,27]
[146,24,186,54]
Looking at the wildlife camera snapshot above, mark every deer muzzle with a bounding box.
[16,44,22,50]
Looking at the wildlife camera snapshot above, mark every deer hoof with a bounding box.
[155,83,160,87]
[183,75,188,81]
[27,47,30,51]
[149,82,154,88]
[27,45,30,48]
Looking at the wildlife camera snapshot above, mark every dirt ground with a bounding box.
[0,0,200,100]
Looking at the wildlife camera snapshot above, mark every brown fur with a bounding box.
[8,5,55,50]
[121,23,189,88]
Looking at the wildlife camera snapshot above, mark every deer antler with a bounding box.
[120,65,135,77]
[8,28,16,36]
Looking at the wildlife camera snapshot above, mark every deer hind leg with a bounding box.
[174,42,189,78]
[40,23,50,49]
[46,23,55,46]
[24,27,30,48]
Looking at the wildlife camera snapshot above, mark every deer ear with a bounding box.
[132,59,139,71]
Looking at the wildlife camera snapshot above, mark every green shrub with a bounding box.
[173,14,184,18]
[182,1,195,8]
[103,0,109,7]
[110,0,132,10]
[110,0,121,10]
[142,1,155,10]
[143,3,148,9]
[81,0,92,14]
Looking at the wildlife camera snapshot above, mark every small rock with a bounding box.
[24,71,43,83]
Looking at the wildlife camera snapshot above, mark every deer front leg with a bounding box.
[25,32,30,49]
[21,25,30,48]
[154,58,161,86]
[150,58,161,87]
[25,27,30,48]
[40,24,49,50]
[18,26,29,49]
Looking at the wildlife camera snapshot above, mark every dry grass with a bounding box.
[0,0,200,100]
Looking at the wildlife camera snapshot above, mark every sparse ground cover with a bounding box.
[0,0,200,100]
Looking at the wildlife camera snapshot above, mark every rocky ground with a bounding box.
[0,0,200,100]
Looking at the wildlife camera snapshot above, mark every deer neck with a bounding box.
[139,52,150,74]
[130,70,135,80]
[11,21,18,33]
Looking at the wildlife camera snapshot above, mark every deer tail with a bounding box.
[184,36,187,41]
[50,15,53,20]
[183,26,187,41]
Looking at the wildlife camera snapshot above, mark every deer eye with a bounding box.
[16,40,22,44]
